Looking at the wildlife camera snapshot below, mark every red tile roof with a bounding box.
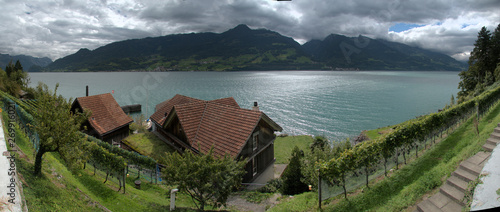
[151,94,204,126]
[150,94,239,126]
[73,93,133,136]
[157,95,282,158]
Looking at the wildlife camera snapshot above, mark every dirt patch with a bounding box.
[226,193,281,212]
[378,128,394,135]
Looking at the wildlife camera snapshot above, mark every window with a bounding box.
[253,132,259,151]
[252,158,257,176]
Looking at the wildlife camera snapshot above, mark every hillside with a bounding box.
[46,24,320,72]
[302,34,467,71]
[45,24,466,72]
[0,54,52,72]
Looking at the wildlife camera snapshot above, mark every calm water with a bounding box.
[29,71,460,140]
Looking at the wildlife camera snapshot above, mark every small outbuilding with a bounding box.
[71,93,133,144]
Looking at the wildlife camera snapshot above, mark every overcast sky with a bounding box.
[0,0,499,62]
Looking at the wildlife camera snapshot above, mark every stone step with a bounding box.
[416,199,441,212]
[446,175,468,193]
[494,127,500,133]
[440,199,463,212]
[490,132,500,139]
[483,142,496,152]
[452,167,477,182]
[498,123,500,128]
[459,160,482,176]
[478,152,491,167]
[486,137,500,146]
[468,151,491,167]
[440,183,465,206]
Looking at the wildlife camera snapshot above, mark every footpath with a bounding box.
[417,123,500,211]
[0,114,23,212]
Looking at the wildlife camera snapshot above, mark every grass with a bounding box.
[324,103,500,211]
[122,132,176,162]
[268,192,318,212]
[271,102,500,212]
[274,135,314,164]
[364,126,393,140]
[0,112,204,211]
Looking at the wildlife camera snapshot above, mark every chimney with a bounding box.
[252,101,259,111]
[86,85,89,97]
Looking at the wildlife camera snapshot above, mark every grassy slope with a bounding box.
[0,112,205,211]
[271,102,500,211]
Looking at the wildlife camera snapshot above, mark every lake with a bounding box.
[29,71,461,140]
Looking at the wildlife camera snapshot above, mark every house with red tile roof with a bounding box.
[150,94,282,183]
[71,93,133,144]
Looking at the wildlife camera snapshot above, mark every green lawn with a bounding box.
[122,132,175,162]
[274,135,314,164]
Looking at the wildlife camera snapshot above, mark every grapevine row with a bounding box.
[321,85,500,196]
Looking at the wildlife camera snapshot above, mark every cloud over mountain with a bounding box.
[0,0,498,61]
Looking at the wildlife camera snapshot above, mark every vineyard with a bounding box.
[0,90,161,194]
[320,83,500,200]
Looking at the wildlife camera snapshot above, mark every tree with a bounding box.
[281,146,309,195]
[491,24,500,70]
[162,148,245,211]
[310,135,328,152]
[31,82,90,175]
[1,60,30,97]
[459,26,497,100]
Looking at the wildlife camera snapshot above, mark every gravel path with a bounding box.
[226,193,281,212]
[0,115,22,212]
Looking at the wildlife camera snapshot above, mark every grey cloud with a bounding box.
[0,0,498,61]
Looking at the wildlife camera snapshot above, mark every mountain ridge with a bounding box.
[0,54,53,72]
[44,24,466,72]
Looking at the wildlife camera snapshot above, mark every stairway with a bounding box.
[416,123,500,212]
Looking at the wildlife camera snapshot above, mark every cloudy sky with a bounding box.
[0,0,499,62]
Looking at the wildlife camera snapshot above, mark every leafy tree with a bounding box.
[302,137,333,190]
[162,148,245,211]
[310,135,328,152]
[281,146,309,195]
[1,60,30,97]
[31,82,90,175]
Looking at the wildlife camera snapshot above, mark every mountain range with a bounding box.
[43,24,468,71]
[0,54,52,72]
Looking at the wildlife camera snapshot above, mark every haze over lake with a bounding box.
[29,71,460,140]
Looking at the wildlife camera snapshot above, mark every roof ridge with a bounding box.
[192,102,209,144]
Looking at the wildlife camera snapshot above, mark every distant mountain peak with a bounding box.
[77,48,91,53]
[230,24,251,32]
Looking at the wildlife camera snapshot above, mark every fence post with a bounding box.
[318,171,322,210]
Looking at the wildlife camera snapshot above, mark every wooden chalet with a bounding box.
[150,94,283,183]
[71,93,133,144]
